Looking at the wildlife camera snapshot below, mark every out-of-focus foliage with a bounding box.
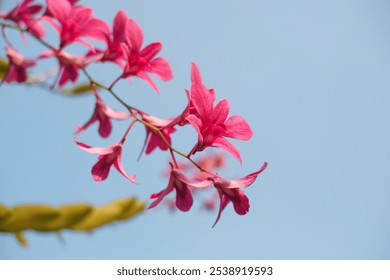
[0,58,8,80]
[0,197,145,246]
[64,83,94,96]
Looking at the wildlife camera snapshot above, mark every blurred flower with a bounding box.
[0,0,45,38]
[45,0,108,50]
[149,163,211,211]
[2,47,36,83]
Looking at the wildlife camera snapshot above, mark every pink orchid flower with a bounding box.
[149,163,212,211]
[83,10,127,66]
[75,89,130,138]
[186,64,253,163]
[97,10,128,65]
[120,14,173,92]
[2,47,36,83]
[45,0,108,50]
[166,65,216,128]
[0,0,45,38]
[39,49,89,87]
[140,113,176,155]
[74,138,137,183]
[210,162,268,227]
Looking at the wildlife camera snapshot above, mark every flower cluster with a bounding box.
[0,0,267,226]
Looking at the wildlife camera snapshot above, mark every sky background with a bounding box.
[1,0,390,259]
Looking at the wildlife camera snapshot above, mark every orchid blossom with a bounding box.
[0,0,45,39]
[75,88,130,138]
[120,14,173,92]
[39,50,87,87]
[210,162,268,226]
[149,163,212,211]
[140,112,176,155]
[97,10,128,65]
[186,63,253,163]
[45,0,108,50]
[75,138,137,183]
[2,47,36,83]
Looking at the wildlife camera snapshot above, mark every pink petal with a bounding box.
[46,0,71,24]
[25,19,45,38]
[6,48,35,67]
[38,50,55,59]
[125,18,143,51]
[173,169,212,188]
[212,99,230,124]
[136,71,159,93]
[150,57,173,81]
[145,127,174,154]
[226,162,268,189]
[224,115,253,141]
[24,2,42,14]
[211,137,242,163]
[140,42,162,60]
[91,155,112,181]
[58,63,79,86]
[227,188,250,215]
[81,18,110,42]
[97,114,112,138]
[16,68,27,82]
[212,190,229,228]
[72,6,92,26]
[208,88,217,102]
[113,151,137,183]
[102,106,131,120]
[145,133,159,155]
[142,114,175,127]
[113,10,128,42]
[148,176,175,209]
[191,63,203,84]
[191,82,214,120]
[175,184,193,212]
[74,139,116,155]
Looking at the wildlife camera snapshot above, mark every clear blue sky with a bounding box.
[1,0,390,259]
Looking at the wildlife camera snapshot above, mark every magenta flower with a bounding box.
[74,139,137,183]
[166,64,216,128]
[45,0,108,50]
[120,14,173,92]
[140,113,176,155]
[75,90,130,138]
[210,162,268,227]
[149,163,212,211]
[97,10,128,65]
[2,47,36,83]
[0,0,45,38]
[83,10,128,66]
[186,64,253,163]
[39,50,91,87]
